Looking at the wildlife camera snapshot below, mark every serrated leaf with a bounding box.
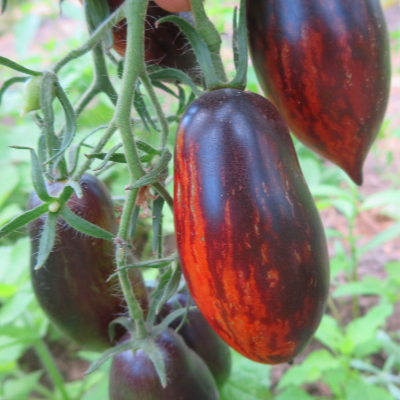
[34,211,59,270]
[60,205,115,241]
[0,203,48,238]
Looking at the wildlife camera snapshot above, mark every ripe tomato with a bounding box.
[247,0,391,185]
[109,329,220,400]
[28,174,148,352]
[174,89,330,364]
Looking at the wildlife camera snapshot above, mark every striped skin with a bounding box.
[29,174,148,352]
[174,89,330,364]
[247,0,391,185]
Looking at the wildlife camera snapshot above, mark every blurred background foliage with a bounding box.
[0,0,400,399]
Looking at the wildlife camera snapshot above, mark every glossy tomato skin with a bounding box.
[158,292,231,388]
[109,328,220,400]
[28,174,148,352]
[247,0,391,185]
[174,89,330,364]
[108,0,199,81]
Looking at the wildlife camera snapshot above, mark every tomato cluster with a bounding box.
[24,0,390,398]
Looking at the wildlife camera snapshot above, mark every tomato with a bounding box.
[107,0,199,81]
[174,89,330,364]
[109,328,220,400]
[152,0,192,13]
[28,174,148,352]
[246,0,391,185]
[159,292,231,388]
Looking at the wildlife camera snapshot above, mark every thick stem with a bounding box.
[140,71,169,149]
[113,0,150,337]
[190,0,227,82]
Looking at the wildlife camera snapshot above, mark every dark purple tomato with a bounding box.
[108,0,200,82]
[109,328,220,400]
[247,0,391,185]
[28,174,148,352]
[174,89,330,364]
[158,292,231,388]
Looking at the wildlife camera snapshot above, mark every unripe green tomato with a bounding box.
[20,75,43,117]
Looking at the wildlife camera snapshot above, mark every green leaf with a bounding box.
[157,15,218,89]
[129,149,172,189]
[361,189,400,211]
[220,350,272,400]
[136,140,161,156]
[60,205,115,241]
[93,143,123,171]
[385,261,400,285]
[0,56,41,76]
[345,379,393,400]
[34,211,59,270]
[358,222,400,257]
[86,152,127,164]
[333,277,386,298]
[0,203,48,238]
[0,76,28,107]
[275,387,314,400]
[84,0,113,48]
[149,69,203,96]
[155,264,182,314]
[315,315,344,351]
[0,291,34,325]
[9,147,53,202]
[2,371,43,399]
[376,330,400,361]
[1,0,7,13]
[134,89,159,132]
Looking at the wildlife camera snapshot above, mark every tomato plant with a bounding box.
[174,88,330,364]
[247,0,391,185]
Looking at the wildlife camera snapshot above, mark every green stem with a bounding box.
[327,296,343,328]
[113,0,149,338]
[140,71,169,149]
[152,181,173,211]
[34,339,70,400]
[74,83,100,119]
[190,0,227,82]
[52,5,126,73]
[349,215,359,318]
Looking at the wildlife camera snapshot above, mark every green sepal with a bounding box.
[151,80,180,99]
[141,339,167,388]
[65,180,83,199]
[155,263,182,314]
[60,205,115,241]
[152,306,196,337]
[86,341,139,374]
[0,77,28,108]
[9,146,53,203]
[152,196,164,253]
[227,0,248,90]
[136,141,161,156]
[148,69,204,97]
[232,6,239,70]
[34,211,59,270]
[0,56,42,76]
[128,149,172,189]
[108,316,136,342]
[157,16,219,90]
[86,152,127,164]
[0,203,48,238]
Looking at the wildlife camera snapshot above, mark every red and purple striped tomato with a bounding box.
[247,0,391,185]
[174,89,330,364]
